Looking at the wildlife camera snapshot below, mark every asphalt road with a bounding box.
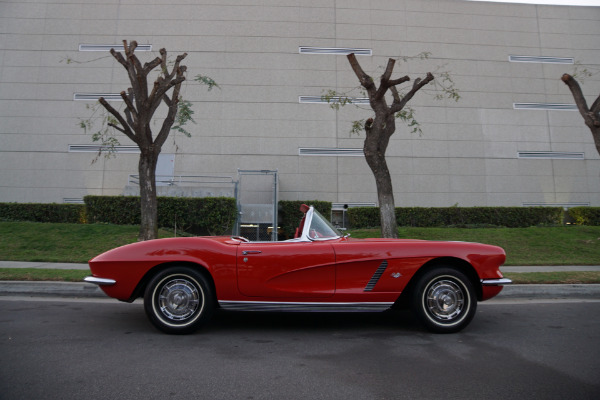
[1,297,599,400]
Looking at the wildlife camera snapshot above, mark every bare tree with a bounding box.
[94,40,189,240]
[561,73,600,156]
[328,54,457,238]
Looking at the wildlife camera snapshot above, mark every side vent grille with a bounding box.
[364,261,388,292]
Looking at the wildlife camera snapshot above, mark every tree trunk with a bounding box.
[364,120,398,239]
[367,154,398,238]
[138,147,159,241]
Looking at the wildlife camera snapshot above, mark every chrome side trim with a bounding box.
[218,301,393,313]
[481,278,513,286]
[84,276,116,286]
[364,260,388,292]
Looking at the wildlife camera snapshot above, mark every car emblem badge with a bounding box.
[391,272,401,278]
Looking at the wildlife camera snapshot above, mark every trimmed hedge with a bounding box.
[0,203,85,223]
[6,199,595,235]
[348,206,564,228]
[279,200,332,239]
[346,206,380,229]
[568,207,600,226]
[84,196,140,225]
[158,197,239,236]
[84,196,238,235]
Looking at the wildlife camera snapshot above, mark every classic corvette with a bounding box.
[85,204,511,334]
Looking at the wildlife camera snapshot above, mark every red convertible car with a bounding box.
[85,205,511,334]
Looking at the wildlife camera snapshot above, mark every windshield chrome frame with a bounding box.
[297,206,342,242]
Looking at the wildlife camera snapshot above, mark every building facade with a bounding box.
[1,0,599,208]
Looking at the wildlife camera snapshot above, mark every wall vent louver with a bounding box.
[522,202,590,207]
[299,47,372,56]
[69,145,140,153]
[299,96,369,104]
[63,198,84,204]
[73,93,123,101]
[299,148,364,157]
[79,44,152,52]
[513,103,577,111]
[518,151,584,159]
[332,203,376,210]
[509,55,573,64]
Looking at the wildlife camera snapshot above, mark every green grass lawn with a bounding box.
[0,268,89,282]
[1,222,599,265]
[1,222,599,283]
[0,222,174,263]
[348,226,600,266]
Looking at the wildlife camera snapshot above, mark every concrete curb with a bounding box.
[500,284,600,299]
[1,281,599,300]
[0,281,105,298]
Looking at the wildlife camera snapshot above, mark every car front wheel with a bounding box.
[144,267,214,334]
[411,267,477,333]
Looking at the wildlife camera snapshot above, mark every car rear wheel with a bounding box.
[410,267,476,333]
[144,266,214,334]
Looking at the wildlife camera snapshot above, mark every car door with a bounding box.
[237,241,336,298]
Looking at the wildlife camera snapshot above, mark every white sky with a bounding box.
[464,0,600,5]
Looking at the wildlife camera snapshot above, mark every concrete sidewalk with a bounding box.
[0,261,599,300]
[0,261,90,270]
[2,261,600,272]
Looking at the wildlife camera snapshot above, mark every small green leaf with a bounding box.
[194,75,220,91]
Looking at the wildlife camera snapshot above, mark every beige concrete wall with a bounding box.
[0,0,598,207]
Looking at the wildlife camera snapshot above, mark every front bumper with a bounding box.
[84,276,116,286]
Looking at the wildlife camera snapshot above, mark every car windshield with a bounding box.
[307,208,342,240]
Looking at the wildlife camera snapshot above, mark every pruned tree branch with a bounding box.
[98,97,137,144]
[390,72,434,114]
[119,90,137,121]
[562,73,600,128]
[155,84,183,149]
[347,53,376,96]
[388,76,411,87]
[562,72,600,156]
[143,56,163,75]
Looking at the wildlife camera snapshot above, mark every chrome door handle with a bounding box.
[242,250,262,255]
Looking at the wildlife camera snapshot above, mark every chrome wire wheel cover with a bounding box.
[425,279,465,321]
[157,278,202,322]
